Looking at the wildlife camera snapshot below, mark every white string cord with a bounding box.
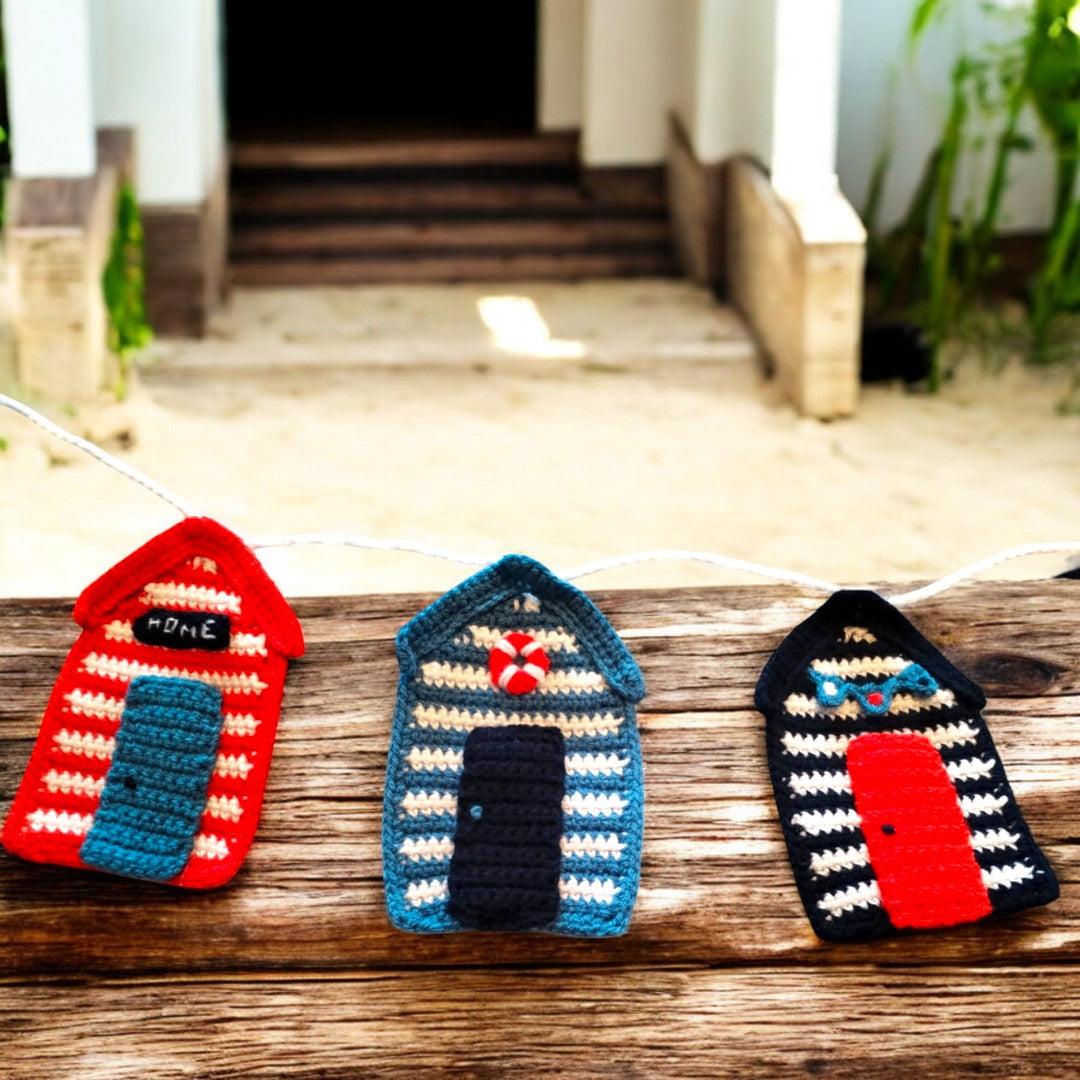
[0,393,200,519]
[887,542,1080,605]
[3,394,1078,604]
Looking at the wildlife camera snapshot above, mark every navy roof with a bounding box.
[396,554,646,703]
[754,589,986,714]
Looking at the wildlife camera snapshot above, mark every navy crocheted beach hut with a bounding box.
[382,554,646,936]
[755,590,1058,941]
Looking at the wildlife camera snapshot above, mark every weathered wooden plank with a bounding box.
[0,584,1077,976]
[3,965,1079,1079]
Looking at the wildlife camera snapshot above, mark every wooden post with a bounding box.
[0,581,1077,1074]
[725,157,865,419]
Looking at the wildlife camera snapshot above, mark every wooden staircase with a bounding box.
[228,132,677,285]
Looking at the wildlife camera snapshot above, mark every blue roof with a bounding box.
[396,554,646,703]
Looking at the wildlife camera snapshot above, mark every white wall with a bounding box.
[538,0,585,131]
[4,0,96,178]
[837,0,1054,231]
[90,0,223,205]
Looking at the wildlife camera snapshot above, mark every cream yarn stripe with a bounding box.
[3,394,1078,606]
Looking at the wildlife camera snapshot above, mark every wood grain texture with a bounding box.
[1,582,1077,1076]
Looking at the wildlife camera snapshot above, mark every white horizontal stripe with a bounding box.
[222,713,260,737]
[27,808,94,835]
[399,836,454,862]
[781,721,980,759]
[63,688,257,737]
[54,729,115,760]
[141,581,241,614]
[64,689,124,722]
[402,791,458,817]
[559,876,619,904]
[44,769,104,799]
[406,879,448,906]
[971,827,1021,853]
[818,879,882,918]
[406,747,464,772]
[403,746,629,779]
[782,731,851,758]
[205,795,243,823]
[469,625,578,653]
[810,844,870,878]
[191,833,229,860]
[811,656,911,678]
[81,653,267,695]
[982,861,1035,891]
[412,704,621,738]
[215,753,254,780]
[783,689,955,719]
[791,807,862,836]
[565,753,629,777]
[420,661,605,695]
[788,770,851,797]
[960,792,1008,818]
[561,833,625,859]
[103,620,267,657]
[946,757,997,783]
[563,792,627,817]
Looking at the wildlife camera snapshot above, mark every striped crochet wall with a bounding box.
[383,555,646,936]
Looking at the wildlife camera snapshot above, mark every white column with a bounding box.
[91,0,224,205]
[581,0,670,166]
[538,0,585,131]
[770,0,843,203]
[3,0,96,178]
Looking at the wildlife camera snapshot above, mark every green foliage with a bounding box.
[102,183,153,397]
[869,0,1080,392]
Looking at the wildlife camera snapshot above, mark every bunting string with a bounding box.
[3,393,1077,606]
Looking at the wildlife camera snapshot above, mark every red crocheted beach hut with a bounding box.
[1,517,304,887]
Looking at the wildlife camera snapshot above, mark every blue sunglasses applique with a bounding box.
[807,662,939,715]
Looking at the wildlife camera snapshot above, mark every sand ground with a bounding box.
[1,279,1077,599]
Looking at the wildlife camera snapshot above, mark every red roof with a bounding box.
[73,517,304,658]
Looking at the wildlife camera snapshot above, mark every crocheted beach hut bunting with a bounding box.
[383,554,646,935]
[1,517,304,887]
[755,590,1058,941]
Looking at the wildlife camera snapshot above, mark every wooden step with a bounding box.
[230,180,667,217]
[230,218,672,257]
[229,250,679,287]
[230,132,579,171]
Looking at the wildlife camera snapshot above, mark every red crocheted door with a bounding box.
[847,732,992,930]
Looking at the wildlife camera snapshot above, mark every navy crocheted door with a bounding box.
[447,725,566,930]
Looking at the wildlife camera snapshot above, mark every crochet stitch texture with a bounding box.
[755,589,1058,941]
[383,554,646,936]
[79,675,224,881]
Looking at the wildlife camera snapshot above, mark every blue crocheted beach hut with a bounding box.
[382,554,646,936]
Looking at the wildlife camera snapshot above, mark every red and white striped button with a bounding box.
[488,632,550,695]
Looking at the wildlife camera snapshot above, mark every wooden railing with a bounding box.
[1,583,1076,1076]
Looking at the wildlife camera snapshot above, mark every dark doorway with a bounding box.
[225,1,539,137]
